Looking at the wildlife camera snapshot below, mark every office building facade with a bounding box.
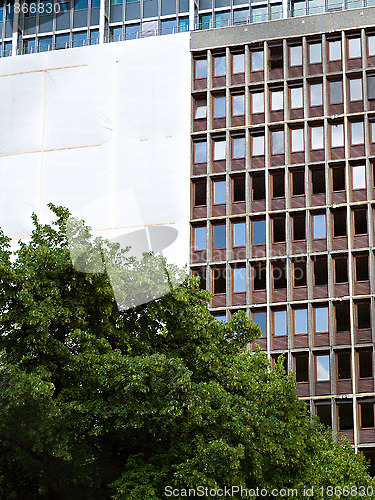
[190,8,375,467]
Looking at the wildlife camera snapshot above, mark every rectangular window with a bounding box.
[331,123,344,148]
[194,182,206,206]
[309,42,322,63]
[271,90,284,111]
[316,404,331,427]
[194,142,207,163]
[336,302,350,332]
[349,78,363,101]
[311,166,325,194]
[272,130,284,154]
[252,175,265,200]
[290,87,303,108]
[251,92,264,114]
[294,308,308,334]
[354,209,367,234]
[313,213,326,239]
[352,164,366,189]
[273,262,287,289]
[338,404,353,430]
[232,94,245,116]
[195,59,207,79]
[356,255,369,281]
[195,99,207,119]
[213,224,226,248]
[233,177,245,202]
[272,172,285,198]
[316,355,330,381]
[310,83,323,106]
[315,307,329,333]
[359,350,373,378]
[329,40,341,61]
[253,311,267,336]
[270,45,283,69]
[273,217,285,243]
[214,55,226,76]
[311,126,324,150]
[357,302,371,330]
[293,215,306,240]
[233,267,246,293]
[291,128,304,152]
[232,53,244,73]
[233,137,245,159]
[214,140,226,160]
[253,263,266,290]
[292,171,305,196]
[333,209,347,236]
[348,37,361,58]
[314,258,328,285]
[360,403,374,428]
[253,219,266,245]
[213,268,226,294]
[294,261,306,286]
[295,354,309,382]
[252,135,264,156]
[213,180,226,204]
[351,122,364,145]
[194,226,206,251]
[336,352,352,380]
[214,96,226,118]
[369,35,375,56]
[251,51,264,72]
[274,309,287,336]
[335,258,348,283]
[329,80,343,104]
[233,222,246,247]
[290,45,302,66]
[332,166,345,191]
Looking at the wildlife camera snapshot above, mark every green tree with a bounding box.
[0,205,373,499]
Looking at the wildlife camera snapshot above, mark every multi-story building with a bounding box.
[190,7,375,471]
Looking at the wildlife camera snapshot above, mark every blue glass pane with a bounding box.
[214,181,226,204]
[125,24,140,39]
[55,34,70,49]
[195,142,207,163]
[233,267,246,293]
[316,355,330,381]
[178,0,188,12]
[214,225,226,248]
[39,36,52,52]
[178,17,189,30]
[233,222,246,247]
[233,137,245,158]
[214,55,226,76]
[161,0,176,15]
[4,41,11,56]
[195,59,207,79]
[274,310,287,336]
[73,31,87,46]
[6,4,13,20]
[215,10,230,27]
[125,2,140,19]
[214,96,226,118]
[91,0,100,7]
[194,227,206,251]
[90,30,99,44]
[253,220,265,245]
[199,14,212,29]
[0,7,3,20]
[75,0,88,8]
[315,307,328,332]
[214,314,226,322]
[294,308,308,334]
[254,311,266,336]
[161,19,176,35]
[313,214,326,239]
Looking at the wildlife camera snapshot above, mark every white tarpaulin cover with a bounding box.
[0,33,191,306]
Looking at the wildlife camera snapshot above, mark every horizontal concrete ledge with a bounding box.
[191,6,375,50]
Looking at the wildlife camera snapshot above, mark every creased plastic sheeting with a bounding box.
[0,33,191,291]
[0,72,45,156]
[0,153,41,238]
[40,142,115,230]
[115,33,191,270]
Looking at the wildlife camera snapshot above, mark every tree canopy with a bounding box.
[0,205,373,499]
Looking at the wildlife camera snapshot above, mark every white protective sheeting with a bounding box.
[0,33,191,282]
